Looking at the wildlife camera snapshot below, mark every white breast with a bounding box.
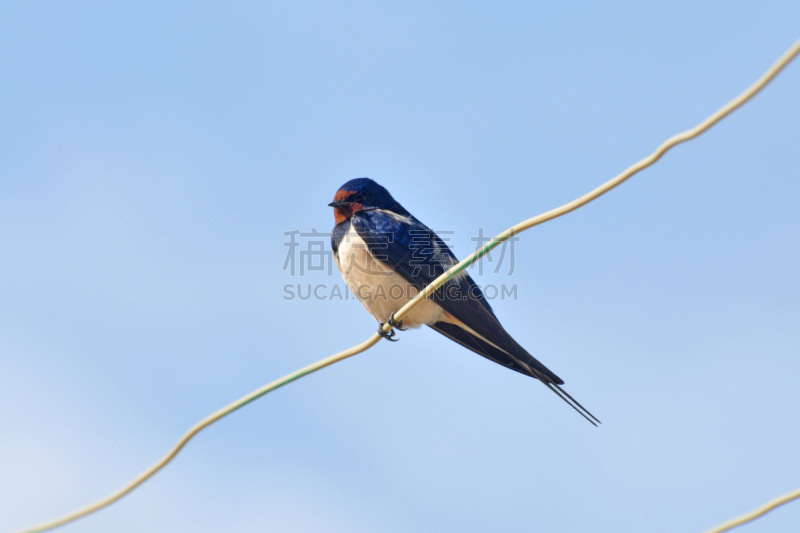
[335,225,446,328]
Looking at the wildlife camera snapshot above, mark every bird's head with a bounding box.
[328,178,409,225]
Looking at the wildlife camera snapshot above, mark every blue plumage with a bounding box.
[329,178,598,425]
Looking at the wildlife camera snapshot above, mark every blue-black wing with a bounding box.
[351,210,599,425]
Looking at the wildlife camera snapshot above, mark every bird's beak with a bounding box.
[328,200,352,208]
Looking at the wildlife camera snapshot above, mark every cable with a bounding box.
[17,36,800,533]
[704,487,800,533]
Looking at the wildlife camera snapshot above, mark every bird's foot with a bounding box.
[377,322,399,341]
[388,312,407,331]
[378,312,407,341]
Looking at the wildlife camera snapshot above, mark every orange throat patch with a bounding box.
[334,202,363,224]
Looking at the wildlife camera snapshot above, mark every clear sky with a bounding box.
[1,1,799,532]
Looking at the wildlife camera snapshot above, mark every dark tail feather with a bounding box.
[429,321,599,426]
[553,383,601,425]
[428,321,564,383]
[542,382,599,427]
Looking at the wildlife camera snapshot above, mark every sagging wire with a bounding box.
[17,37,800,533]
[704,487,800,533]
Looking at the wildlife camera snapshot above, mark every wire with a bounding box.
[17,37,800,533]
[704,487,800,533]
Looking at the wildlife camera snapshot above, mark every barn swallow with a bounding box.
[329,178,599,425]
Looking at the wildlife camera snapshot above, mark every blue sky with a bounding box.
[1,1,799,532]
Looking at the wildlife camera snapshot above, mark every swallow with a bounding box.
[329,178,599,425]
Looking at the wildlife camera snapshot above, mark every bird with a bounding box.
[329,177,599,425]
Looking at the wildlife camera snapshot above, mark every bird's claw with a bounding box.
[388,312,407,331]
[378,313,406,341]
[377,322,399,341]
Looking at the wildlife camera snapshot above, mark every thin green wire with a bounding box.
[17,37,800,533]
